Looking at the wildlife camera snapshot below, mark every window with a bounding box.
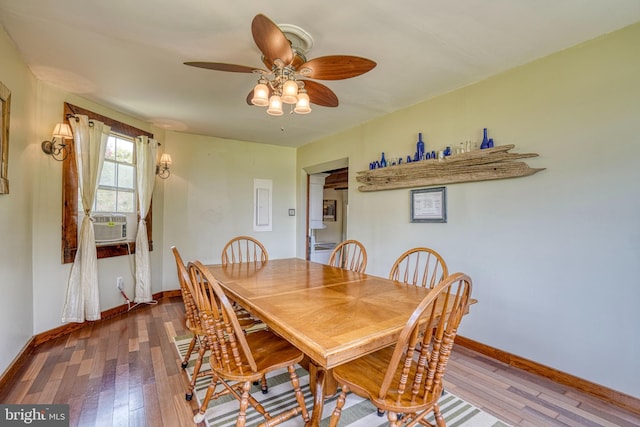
[62,103,154,263]
[95,134,137,213]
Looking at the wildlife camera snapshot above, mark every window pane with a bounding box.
[115,137,134,164]
[118,164,135,189]
[99,160,116,187]
[104,136,116,160]
[117,191,136,213]
[95,189,117,212]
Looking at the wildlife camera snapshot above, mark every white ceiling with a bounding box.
[1,1,638,147]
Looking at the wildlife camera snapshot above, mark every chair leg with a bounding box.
[386,411,400,427]
[236,381,253,427]
[186,343,207,400]
[287,365,310,422]
[260,373,269,394]
[433,402,446,427]
[193,372,221,424]
[181,335,198,369]
[328,385,349,427]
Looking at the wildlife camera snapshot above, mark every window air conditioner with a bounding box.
[93,214,127,243]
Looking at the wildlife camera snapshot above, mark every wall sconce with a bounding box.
[41,123,73,161]
[156,153,172,179]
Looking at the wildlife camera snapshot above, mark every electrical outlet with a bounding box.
[116,276,124,291]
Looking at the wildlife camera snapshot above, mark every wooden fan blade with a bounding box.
[251,14,294,69]
[299,56,376,80]
[184,62,259,73]
[303,80,339,107]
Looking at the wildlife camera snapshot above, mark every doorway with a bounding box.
[306,166,349,263]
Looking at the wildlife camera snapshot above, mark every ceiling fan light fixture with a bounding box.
[294,91,311,114]
[267,95,284,116]
[281,79,299,104]
[251,82,270,106]
[184,14,376,118]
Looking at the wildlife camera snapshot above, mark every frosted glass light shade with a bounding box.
[267,95,283,116]
[294,92,311,114]
[251,83,270,106]
[281,79,299,104]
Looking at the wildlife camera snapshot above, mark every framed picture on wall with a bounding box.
[410,187,447,223]
[0,80,10,194]
[323,199,337,221]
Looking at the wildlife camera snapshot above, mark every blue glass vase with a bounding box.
[416,133,425,160]
[380,152,387,167]
[480,128,489,149]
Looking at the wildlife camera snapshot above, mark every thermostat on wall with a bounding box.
[288,209,295,216]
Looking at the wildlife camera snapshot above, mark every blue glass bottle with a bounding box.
[380,152,387,167]
[416,133,425,160]
[480,128,489,149]
[488,138,494,148]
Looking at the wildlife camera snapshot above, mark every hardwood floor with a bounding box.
[2,297,639,427]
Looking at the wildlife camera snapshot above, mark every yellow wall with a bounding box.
[0,23,37,374]
[160,130,297,285]
[297,23,640,397]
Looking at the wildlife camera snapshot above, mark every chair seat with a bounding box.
[332,346,441,413]
[212,330,304,382]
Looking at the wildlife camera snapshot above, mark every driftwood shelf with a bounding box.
[357,144,544,192]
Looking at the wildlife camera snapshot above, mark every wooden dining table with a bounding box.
[206,258,463,426]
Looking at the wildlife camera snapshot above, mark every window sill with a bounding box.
[63,240,153,264]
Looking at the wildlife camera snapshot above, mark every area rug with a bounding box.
[174,335,509,427]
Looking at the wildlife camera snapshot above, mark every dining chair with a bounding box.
[388,247,448,288]
[221,235,269,264]
[328,272,472,427]
[328,239,368,273]
[221,235,269,329]
[187,260,310,426]
[171,246,212,401]
[222,235,271,392]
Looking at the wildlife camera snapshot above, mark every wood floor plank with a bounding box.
[142,381,162,426]
[3,296,638,427]
[23,352,48,381]
[95,389,115,427]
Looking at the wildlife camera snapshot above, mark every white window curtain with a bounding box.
[62,116,110,323]
[134,136,158,303]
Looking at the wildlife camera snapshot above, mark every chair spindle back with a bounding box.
[221,236,268,265]
[328,239,368,273]
[389,247,448,288]
[379,273,471,406]
[188,260,258,374]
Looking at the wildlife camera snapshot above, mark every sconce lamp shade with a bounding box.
[52,123,73,140]
[156,152,172,179]
[41,122,73,161]
[159,153,172,165]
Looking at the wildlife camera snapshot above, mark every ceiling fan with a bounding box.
[184,14,376,115]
